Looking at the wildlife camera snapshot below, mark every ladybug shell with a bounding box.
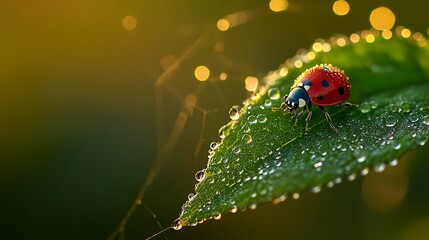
[291,65,351,106]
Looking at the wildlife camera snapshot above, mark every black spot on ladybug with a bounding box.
[322,79,329,87]
[317,94,324,100]
[338,86,345,95]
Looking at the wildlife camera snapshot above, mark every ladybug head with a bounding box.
[285,98,299,111]
[284,87,309,111]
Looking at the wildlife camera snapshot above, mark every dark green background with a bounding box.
[1,1,429,239]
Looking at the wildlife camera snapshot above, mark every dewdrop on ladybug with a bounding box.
[272,64,357,132]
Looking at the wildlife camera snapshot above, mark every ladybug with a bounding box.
[273,64,356,132]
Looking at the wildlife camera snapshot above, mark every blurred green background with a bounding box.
[1,0,429,239]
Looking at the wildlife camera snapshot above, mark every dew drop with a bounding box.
[389,159,398,166]
[292,193,300,199]
[218,125,229,139]
[251,192,257,198]
[409,112,420,123]
[326,181,334,188]
[389,103,398,112]
[385,118,397,127]
[393,141,401,150]
[195,170,206,182]
[242,134,253,143]
[214,212,222,220]
[353,149,367,163]
[422,115,429,125]
[268,88,281,100]
[374,163,386,172]
[311,186,321,193]
[416,135,428,146]
[273,151,282,160]
[279,194,287,202]
[241,123,251,133]
[210,142,220,150]
[399,101,411,113]
[188,193,195,201]
[360,168,369,176]
[313,161,323,169]
[359,102,371,113]
[247,115,257,124]
[370,101,378,109]
[172,219,183,230]
[233,146,241,154]
[257,114,267,123]
[264,99,272,107]
[229,105,241,120]
[347,173,357,181]
[249,203,257,210]
[334,177,342,184]
[230,205,238,213]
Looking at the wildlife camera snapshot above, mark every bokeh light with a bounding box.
[194,65,210,81]
[294,60,303,68]
[269,0,289,12]
[382,29,393,39]
[312,42,323,52]
[332,0,350,16]
[401,28,411,38]
[245,76,258,91]
[219,72,228,81]
[365,33,375,43]
[350,33,360,43]
[217,18,230,31]
[336,37,346,46]
[369,7,396,30]
[122,15,137,31]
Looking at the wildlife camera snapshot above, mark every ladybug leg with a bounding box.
[319,106,339,133]
[305,102,313,131]
[272,102,287,111]
[294,106,307,126]
[338,102,358,108]
[289,109,297,122]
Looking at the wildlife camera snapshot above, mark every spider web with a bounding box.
[107,1,429,239]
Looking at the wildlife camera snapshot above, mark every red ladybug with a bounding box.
[273,64,355,132]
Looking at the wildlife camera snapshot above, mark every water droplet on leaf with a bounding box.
[311,186,321,193]
[389,103,398,112]
[210,142,220,150]
[242,134,252,143]
[359,102,371,113]
[268,88,281,100]
[385,118,397,127]
[229,105,241,120]
[257,114,267,123]
[247,115,257,124]
[374,163,386,172]
[195,170,206,182]
[218,125,229,139]
[172,219,182,230]
[214,212,222,220]
[389,159,398,166]
[399,101,411,112]
[188,193,195,201]
[422,115,429,125]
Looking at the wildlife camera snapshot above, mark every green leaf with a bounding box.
[175,32,429,228]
